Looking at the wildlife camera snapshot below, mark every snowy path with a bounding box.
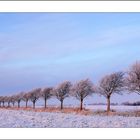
[0,109,140,128]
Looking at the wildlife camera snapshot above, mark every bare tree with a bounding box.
[98,72,124,112]
[1,96,9,107]
[29,88,41,109]
[1,96,7,107]
[15,93,24,108]
[126,61,140,95]
[41,87,53,108]
[72,79,94,110]
[0,96,5,107]
[11,95,16,107]
[54,81,72,110]
[0,96,2,107]
[1,97,4,107]
[23,93,30,108]
[7,96,11,107]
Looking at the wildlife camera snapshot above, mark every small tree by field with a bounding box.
[41,87,53,108]
[1,96,9,107]
[7,96,11,107]
[0,96,6,107]
[23,93,30,108]
[29,88,41,109]
[54,81,72,110]
[15,93,24,108]
[0,96,2,107]
[98,72,124,112]
[126,61,140,95]
[72,79,94,110]
[11,95,16,107]
[1,96,7,107]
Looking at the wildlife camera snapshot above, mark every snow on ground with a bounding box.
[0,108,140,128]
[85,105,140,112]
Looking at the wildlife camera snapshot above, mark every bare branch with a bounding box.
[28,88,41,109]
[126,61,140,95]
[98,72,124,112]
[54,81,72,109]
[41,87,53,108]
[72,79,95,110]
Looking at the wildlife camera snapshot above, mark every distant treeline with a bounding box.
[88,103,119,106]
[122,101,140,106]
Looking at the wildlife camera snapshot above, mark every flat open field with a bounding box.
[0,105,140,128]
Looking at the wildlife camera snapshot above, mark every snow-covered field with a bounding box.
[85,105,140,112]
[0,107,140,128]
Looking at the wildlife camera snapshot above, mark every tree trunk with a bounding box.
[3,102,4,107]
[33,101,35,109]
[8,102,10,107]
[61,100,63,110]
[80,98,83,110]
[13,102,15,107]
[45,99,47,108]
[0,102,1,107]
[107,96,111,112]
[18,101,20,108]
[26,100,28,108]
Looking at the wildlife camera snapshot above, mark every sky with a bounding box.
[0,13,140,104]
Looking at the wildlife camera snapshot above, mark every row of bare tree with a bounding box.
[0,61,140,112]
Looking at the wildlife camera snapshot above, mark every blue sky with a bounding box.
[0,13,140,104]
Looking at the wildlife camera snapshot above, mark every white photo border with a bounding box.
[0,1,140,12]
[0,1,140,139]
